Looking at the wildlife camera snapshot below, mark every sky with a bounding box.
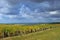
[0,0,60,23]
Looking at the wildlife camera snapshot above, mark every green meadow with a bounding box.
[0,24,60,40]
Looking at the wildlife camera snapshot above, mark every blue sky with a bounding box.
[0,0,60,23]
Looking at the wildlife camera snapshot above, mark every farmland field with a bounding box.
[0,24,60,40]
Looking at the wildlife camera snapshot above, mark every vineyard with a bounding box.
[0,24,60,39]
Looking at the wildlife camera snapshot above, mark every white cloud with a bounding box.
[19,5,48,20]
[21,14,33,18]
[19,5,34,19]
[19,5,31,14]
[0,7,9,14]
[49,11,58,15]
[0,14,17,19]
[5,15,17,19]
[0,0,13,19]
[0,0,11,14]
[40,1,50,8]
[0,0,11,7]
[0,14,4,19]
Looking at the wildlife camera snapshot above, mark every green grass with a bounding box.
[2,25,60,40]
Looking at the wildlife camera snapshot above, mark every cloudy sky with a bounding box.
[0,0,60,23]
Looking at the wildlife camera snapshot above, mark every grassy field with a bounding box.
[0,24,60,40]
[2,26,60,40]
